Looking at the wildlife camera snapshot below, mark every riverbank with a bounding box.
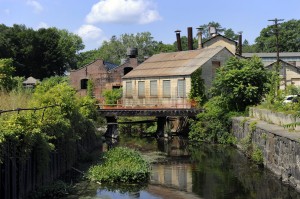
[232,114,300,192]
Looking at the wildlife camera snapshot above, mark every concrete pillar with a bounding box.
[156,116,167,137]
[104,116,119,139]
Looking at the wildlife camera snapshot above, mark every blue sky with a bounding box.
[1,0,300,51]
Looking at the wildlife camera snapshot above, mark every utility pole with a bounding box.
[268,18,284,65]
[268,18,284,91]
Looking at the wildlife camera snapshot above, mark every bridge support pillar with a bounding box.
[156,116,168,137]
[104,116,119,139]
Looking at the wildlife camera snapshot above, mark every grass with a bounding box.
[0,90,32,110]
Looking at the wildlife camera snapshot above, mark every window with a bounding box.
[150,80,158,97]
[138,81,145,97]
[212,61,221,79]
[126,81,132,97]
[177,79,186,98]
[124,67,133,75]
[163,80,171,97]
[80,79,88,89]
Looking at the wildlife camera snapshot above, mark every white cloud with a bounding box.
[35,22,49,30]
[77,25,108,50]
[26,0,43,13]
[77,24,104,40]
[86,0,162,25]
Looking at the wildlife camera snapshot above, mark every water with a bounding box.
[66,136,300,199]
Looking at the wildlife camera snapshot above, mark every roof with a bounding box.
[243,52,300,58]
[104,61,119,71]
[123,46,230,79]
[23,76,39,84]
[70,59,118,72]
[265,59,300,72]
[202,34,237,46]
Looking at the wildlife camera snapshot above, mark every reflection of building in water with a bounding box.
[157,137,189,157]
[150,164,192,192]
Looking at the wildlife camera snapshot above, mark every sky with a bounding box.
[1,0,300,51]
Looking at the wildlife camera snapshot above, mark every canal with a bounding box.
[66,135,300,199]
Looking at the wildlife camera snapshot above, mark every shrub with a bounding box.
[87,147,150,183]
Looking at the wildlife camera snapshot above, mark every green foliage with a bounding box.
[87,147,150,183]
[28,180,73,199]
[190,56,269,144]
[255,19,300,52]
[211,56,271,111]
[189,68,206,105]
[189,96,238,144]
[251,145,263,165]
[0,58,15,91]
[0,76,97,174]
[87,79,94,97]
[102,88,122,105]
[0,24,84,79]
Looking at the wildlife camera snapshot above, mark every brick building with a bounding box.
[69,49,138,102]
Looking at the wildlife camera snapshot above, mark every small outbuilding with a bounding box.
[23,76,39,88]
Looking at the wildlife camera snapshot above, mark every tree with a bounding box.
[78,32,162,66]
[211,56,271,111]
[255,19,300,52]
[0,24,84,79]
[0,58,15,91]
[242,39,256,53]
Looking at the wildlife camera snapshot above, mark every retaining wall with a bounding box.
[232,116,300,192]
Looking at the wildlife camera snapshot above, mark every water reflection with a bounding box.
[67,136,300,199]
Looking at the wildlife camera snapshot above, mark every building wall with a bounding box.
[70,58,138,102]
[123,76,192,108]
[203,37,236,55]
[201,49,233,91]
[285,64,300,86]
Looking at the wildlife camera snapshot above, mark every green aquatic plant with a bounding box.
[87,147,150,183]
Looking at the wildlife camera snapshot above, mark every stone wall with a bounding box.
[232,116,300,192]
[250,107,300,131]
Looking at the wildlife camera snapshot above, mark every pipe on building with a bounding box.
[197,28,203,49]
[175,30,182,51]
[187,27,193,50]
[238,33,243,55]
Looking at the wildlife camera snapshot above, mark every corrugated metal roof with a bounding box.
[123,46,226,79]
[104,61,118,71]
[243,52,300,58]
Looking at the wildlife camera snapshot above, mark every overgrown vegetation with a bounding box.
[239,129,263,165]
[189,56,271,144]
[189,68,206,105]
[87,147,150,183]
[102,88,122,105]
[0,76,98,172]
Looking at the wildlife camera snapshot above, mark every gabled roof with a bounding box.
[202,34,237,46]
[123,46,231,79]
[266,59,300,72]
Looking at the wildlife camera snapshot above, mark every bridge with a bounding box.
[97,106,202,138]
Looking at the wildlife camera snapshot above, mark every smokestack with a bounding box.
[238,32,243,55]
[196,28,203,49]
[175,30,182,51]
[188,27,193,50]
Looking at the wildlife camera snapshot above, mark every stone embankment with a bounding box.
[232,107,300,192]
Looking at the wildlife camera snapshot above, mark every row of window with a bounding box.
[126,79,186,98]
